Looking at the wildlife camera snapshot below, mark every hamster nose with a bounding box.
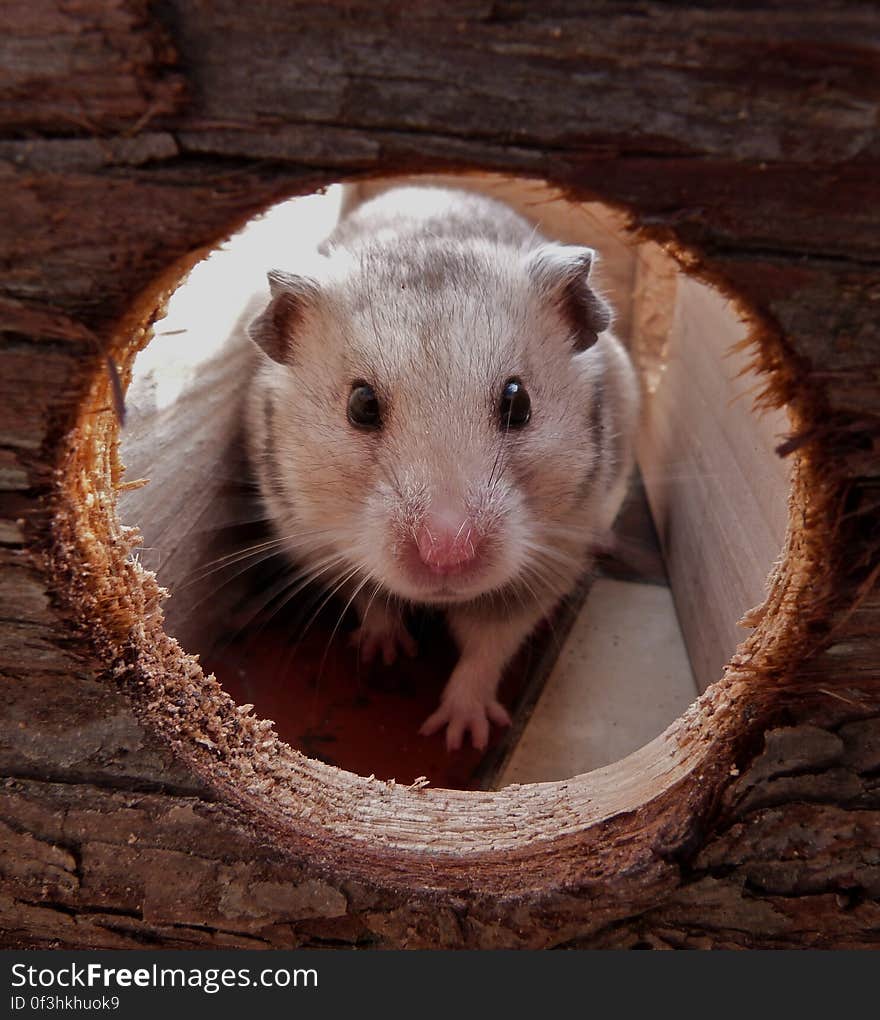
[415,507,481,574]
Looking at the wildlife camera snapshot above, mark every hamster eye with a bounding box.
[347,382,382,430]
[499,378,531,430]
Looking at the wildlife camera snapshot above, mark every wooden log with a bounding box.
[1,0,878,949]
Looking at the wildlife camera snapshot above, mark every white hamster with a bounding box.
[245,185,639,750]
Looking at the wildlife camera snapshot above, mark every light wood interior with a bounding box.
[637,272,791,690]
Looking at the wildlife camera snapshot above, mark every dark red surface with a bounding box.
[202,607,530,790]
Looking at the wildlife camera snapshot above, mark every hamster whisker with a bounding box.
[242,553,354,641]
[363,579,386,627]
[184,523,348,582]
[519,561,569,603]
[379,462,404,497]
[171,551,290,624]
[172,511,275,538]
[209,553,355,661]
[230,554,360,689]
[594,533,667,581]
[170,554,291,632]
[292,562,365,650]
[179,537,293,589]
[486,439,504,494]
[487,422,513,496]
[520,563,566,640]
[535,520,599,542]
[510,566,566,656]
[177,550,346,638]
[507,574,534,613]
[523,534,581,561]
[350,580,386,665]
[191,531,323,573]
[521,538,584,578]
[195,561,299,655]
[319,570,377,680]
[178,528,342,601]
[167,545,299,627]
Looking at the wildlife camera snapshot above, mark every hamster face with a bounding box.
[250,236,614,610]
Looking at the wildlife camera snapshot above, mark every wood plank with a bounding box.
[637,275,791,690]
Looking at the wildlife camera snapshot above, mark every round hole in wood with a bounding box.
[48,172,823,899]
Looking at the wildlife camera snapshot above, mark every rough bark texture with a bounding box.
[1,0,879,948]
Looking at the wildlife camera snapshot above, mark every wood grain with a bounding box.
[638,276,792,691]
[0,0,878,948]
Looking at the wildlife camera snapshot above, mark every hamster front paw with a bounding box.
[349,607,417,666]
[420,684,511,752]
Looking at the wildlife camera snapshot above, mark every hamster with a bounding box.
[245,185,639,751]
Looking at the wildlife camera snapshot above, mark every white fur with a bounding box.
[246,186,640,750]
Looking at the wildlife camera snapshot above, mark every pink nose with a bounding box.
[415,508,480,574]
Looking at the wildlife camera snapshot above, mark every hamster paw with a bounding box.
[349,617,418,666]
[420,693,511,752]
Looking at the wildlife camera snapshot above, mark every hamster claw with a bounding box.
[420,697,511,752]
[349,621,417,666]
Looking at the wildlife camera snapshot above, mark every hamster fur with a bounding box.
[245,185,639,751]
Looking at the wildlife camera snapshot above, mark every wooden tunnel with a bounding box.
[1,2,879,948]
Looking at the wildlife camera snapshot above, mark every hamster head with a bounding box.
[248,236,612,608]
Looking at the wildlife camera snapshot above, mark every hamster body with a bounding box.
[245,185,639,750]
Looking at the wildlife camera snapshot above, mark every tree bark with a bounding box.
[1,0,878,948]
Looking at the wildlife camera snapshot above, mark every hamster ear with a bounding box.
[247,270,321,364]
[525,243,612,352]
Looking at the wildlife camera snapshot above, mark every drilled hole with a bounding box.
[114,174,792,793]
